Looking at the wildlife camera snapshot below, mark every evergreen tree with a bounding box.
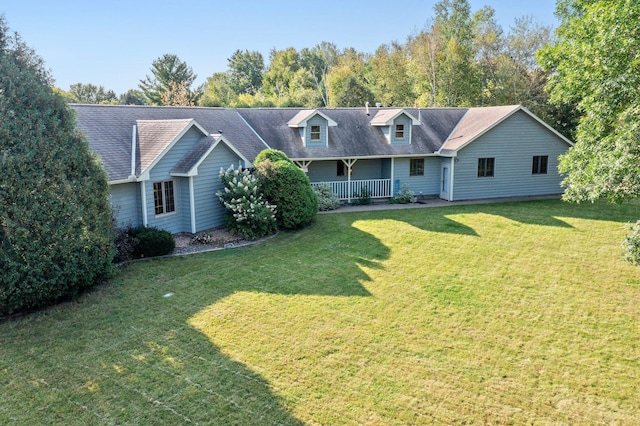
[0,17,114,315]
[139,53,198,105]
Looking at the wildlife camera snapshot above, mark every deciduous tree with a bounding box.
[539,0,640,202]
[68,82,117,104]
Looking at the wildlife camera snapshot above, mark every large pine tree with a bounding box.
[0,17,114,315]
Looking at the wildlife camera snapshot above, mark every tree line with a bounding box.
[57,0,576,137]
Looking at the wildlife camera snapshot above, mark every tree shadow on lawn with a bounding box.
[470,198,640,228]
[367,199,640,233]
[0,218,386,425]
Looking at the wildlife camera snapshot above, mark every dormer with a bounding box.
[288,109,337,148]
[370,109,419,145]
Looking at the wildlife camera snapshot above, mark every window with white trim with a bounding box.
[477,158,495,177]
[310,125,321,141]
[153,180,175,215]
[395,124,405,139]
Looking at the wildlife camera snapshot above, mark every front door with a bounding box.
[440,164,450,200]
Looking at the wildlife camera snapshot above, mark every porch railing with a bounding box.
[311,179,392,201]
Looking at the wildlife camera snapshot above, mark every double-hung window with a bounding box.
[395,124,405,139]
[310,125,321,141]
[153,180,175,215]
[477,158,495,177]
[409,158,424,176]
[532,155,548,175]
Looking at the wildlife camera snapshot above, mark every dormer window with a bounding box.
[370,109,418,145]
[287,109,337,148]
[310,125,321,141]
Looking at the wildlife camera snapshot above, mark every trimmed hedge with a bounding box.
[129,226,175,258]
[255,150,318,229]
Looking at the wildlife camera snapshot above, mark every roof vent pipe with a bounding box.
[418,108,422,125]
[365,101,370,116]
[375,102,381,108]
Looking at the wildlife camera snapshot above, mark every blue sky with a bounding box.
[2,0,558,94]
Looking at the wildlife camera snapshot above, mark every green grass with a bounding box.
[1,199,639,424]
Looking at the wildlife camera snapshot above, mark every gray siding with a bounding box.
[307,159,384,182]
[305,116,327,148]
[393,157,441,196]
[451,111,569,201]
[144,127,204,233]
[193,143,243,231]
[110,182,141,227]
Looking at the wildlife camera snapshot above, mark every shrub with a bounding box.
[389,184,417,204]
[217,165,277,239]
[623,220,640,265]
[129,226,175,258]
[353,186,372,205]
[254,149,293,165]
[313,183,340,211]
[113,224,138,263]
[0,18,114,315]
[255,152,318,229]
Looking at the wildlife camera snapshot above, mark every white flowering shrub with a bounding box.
[217,165,277,239]
[313,183,340,211]
[389,184,417,204]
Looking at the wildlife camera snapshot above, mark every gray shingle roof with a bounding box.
[171,134,219,176]
[73,104,536,182]
[237,107,468,160]
[72,105,269,181]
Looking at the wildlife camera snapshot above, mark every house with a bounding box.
[72,104,573,234]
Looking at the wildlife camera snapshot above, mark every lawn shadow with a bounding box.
[0,219,387,425]
[471,198,640,228]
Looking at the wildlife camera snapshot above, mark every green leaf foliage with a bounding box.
[254,150,318,229]
[129,226,175,258]
[0,17,114,315]
[539,0,640,203]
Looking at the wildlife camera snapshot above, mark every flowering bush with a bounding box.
[313,183,340,211]
[388,184,417,204]
[217,165,277,239]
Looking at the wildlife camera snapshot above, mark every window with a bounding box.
[477,158,495,177]
[395,124,405,139]
[153,180,175,215]
[337,161,345,176]
[410,159,424,176]
[310,125,321,141]
[532,155,548,175]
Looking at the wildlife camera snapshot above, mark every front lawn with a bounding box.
[1,199,638,424]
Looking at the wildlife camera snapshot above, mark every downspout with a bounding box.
[141,180,148,226]
[390,158,395,197]
[449,157,455,201]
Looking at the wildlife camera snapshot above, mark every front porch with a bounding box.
[310,179,393,202]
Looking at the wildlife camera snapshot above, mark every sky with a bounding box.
[1,0,559,95]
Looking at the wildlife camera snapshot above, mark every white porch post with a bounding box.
[189,176,196,233]
[390,158,395,197]
[342,159,358,203]
[295,160,313,173]
[140,180,148,227]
